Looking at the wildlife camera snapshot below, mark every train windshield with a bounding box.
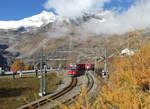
[71,67,76,71]
[70,64,77,71]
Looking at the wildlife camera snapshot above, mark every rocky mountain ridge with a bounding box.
[0,10,150,68]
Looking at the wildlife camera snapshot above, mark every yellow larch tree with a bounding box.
[11,60,25,71]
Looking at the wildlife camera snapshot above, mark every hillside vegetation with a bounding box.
[99,44,150,109]
[59,44,150,109]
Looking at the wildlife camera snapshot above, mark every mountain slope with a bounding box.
[0,11,56,30]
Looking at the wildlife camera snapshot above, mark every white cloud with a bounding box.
[82,0,150,35]
[44,0,110,18]
[44,0,150,35]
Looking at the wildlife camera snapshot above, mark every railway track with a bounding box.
[87,71,95,93]
[18,71,95,109]
[17,77,77,109]
[64,71,95,106]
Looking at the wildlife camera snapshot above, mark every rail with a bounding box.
[64,71,95,106]
[17,77,77,109]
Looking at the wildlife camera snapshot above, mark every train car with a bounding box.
[85,63,95,71]
[76,64,85,70]
[68,63,85,76]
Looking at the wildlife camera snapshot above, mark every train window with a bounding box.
[71,68,76,71]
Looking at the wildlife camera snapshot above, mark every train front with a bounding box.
[68,63,78,76]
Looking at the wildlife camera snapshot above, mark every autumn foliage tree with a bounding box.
[25,64,32,70]
[11,60,25,71]
[99,44,150,109]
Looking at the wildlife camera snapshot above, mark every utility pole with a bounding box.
[43,65,47,95]
[69,34,72,62]
[102,48,108,78]
[104,48,107,73]
[69,35,72,52]
[0,67,2,75]
[39,48,43,97]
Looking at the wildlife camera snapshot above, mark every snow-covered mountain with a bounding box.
[0,11,57,30]
[0,10,106,30]
[0,10,107,46]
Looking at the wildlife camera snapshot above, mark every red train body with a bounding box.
[85,63,95,70]
[68,63,94,76]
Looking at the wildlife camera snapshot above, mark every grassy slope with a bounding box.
[0,73,58,109]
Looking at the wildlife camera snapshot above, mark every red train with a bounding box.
[68,63,94,76]
[85,63,95,71]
